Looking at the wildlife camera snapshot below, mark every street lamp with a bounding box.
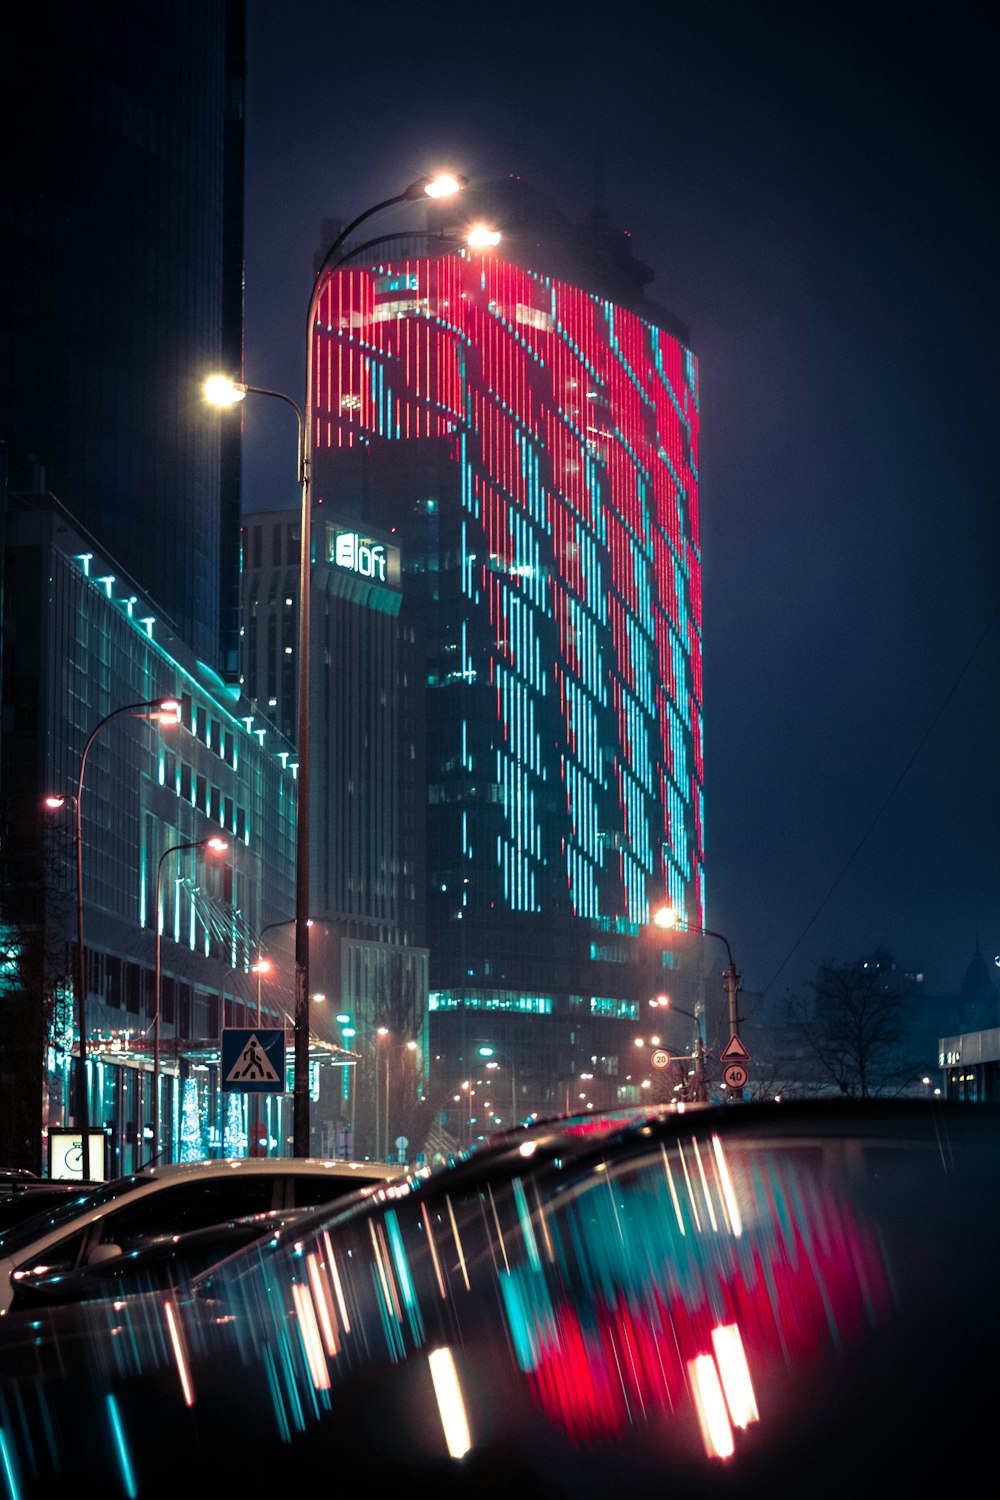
[476,1044,518,1127]
[653,906,743,1098]
[45,695,180,1162]
[204,168,464,1158]
[153,835,228,1159]
[649,995,709,1102]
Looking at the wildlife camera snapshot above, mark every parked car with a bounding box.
[0,1100,996,1498]
[4,1207,316,1312]
[0,1182,98,1234]
[0,1155,407,1316]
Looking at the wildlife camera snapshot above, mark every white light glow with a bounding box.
[424,173,463,199]
[688,1354,734,1459]
[466,224,501,248]
[203,374,247,405]
[711,1323,759,1428]
[428,1346,472,1459]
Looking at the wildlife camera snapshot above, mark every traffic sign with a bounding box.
[723,1063,748,1090]
[221,1028,286,1093]
[720,1034,750,1063]
[650,1049,671,1070]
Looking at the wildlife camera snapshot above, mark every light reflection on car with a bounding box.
[0,1100,996,1498]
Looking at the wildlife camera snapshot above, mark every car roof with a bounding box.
[131,1157,402,1183]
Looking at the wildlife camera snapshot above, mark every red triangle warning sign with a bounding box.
[720,1033,750,1063]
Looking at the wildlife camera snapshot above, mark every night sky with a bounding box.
[240,0,999,1008]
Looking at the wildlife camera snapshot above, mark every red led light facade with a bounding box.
[313,251,704,933]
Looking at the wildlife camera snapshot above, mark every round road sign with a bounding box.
[650,1049,671,1070]
[723,1063,748,1089]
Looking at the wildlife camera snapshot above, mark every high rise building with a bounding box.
[0,1,245,673]
[311,206,704,1133]
[0,3,311,1173]
[240,507,428,1158]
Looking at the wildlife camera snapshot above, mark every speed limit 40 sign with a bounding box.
[723,1063,748,1089]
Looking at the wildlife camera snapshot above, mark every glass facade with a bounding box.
[312,249,704,1131]
[0,1,245,673]
[1,497,296,1172]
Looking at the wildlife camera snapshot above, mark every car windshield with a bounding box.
[0,1175,148,1255]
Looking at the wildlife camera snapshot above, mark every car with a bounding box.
[0,1181,98,1234]
[4,1207,317,1312]
[0,1100,996,1498]
[0,1155,407,1316]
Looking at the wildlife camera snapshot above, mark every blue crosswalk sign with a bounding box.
[221,1028,286,1094]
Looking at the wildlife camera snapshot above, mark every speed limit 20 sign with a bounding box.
[651,1049,671,1070]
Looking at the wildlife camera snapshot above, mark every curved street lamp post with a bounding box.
[205,171,467,1155]
[153,835,228,1159]
[476,1044,517,1127]
[46,696,180,1164]
[653,907,743,1099]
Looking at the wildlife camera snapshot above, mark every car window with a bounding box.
[288,1173,383,1209]
[13,1226,90,1279]
[93,1178,279,1249]
[0,1177,145,1255]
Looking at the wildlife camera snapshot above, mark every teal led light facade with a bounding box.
[316,253,703,929]
[313,246,704,1123]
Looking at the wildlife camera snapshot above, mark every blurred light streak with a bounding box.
[370,1220,403,1324]
[711,1136,743,1237]
[421,1203,448,1297]
[291,1282,331,1390]
[513,1179,542,1271]
[262,1346,292,1444]
[711,1323,758,1428]
[532,1179,557,1264]
[660,1145,687,1234]
[428,1347,472,1459]
[0,1428,19,1500]
[306,1251,340,1356]
[446,1196,471,1290]
[387,1209,425,1344]
[692,1137,720,1232]
[676,1142,703,1231]
[518,1140,537,1158]
[322,1232,351,1333]
[163,1299,195,1407]
[105,1395,138,1499]
[687,1354,734,1459]
[488,1185,511,1274]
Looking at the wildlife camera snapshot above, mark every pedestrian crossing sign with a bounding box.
[221,1028,287,1094]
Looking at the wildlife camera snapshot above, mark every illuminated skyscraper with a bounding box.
[312,224,704,1129]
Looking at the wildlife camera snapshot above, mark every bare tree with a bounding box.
[793,952,919,1099]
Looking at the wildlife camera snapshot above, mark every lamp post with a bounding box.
[653,906,743,1098]
[46,696,180,1164]
[204,164,465,1159]
[476,1044,518,1127]
[154,835,228,1160]
[648,995,708,1102]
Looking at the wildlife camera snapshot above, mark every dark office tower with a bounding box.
[240,509,428,1157]
[312,203,705,1128]
[0,1,245,673]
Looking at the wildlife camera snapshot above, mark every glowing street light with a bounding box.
[476,1043,517,1126]
[45,695,180,1160]
[153,835,228,1158]
[204,170,465,1157]
[653,906,743,1100]
[466,223,502,248]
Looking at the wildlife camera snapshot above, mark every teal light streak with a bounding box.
[105,1396,137,1500]
[513,1178,541,1272]
[386,1210,424,1345]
